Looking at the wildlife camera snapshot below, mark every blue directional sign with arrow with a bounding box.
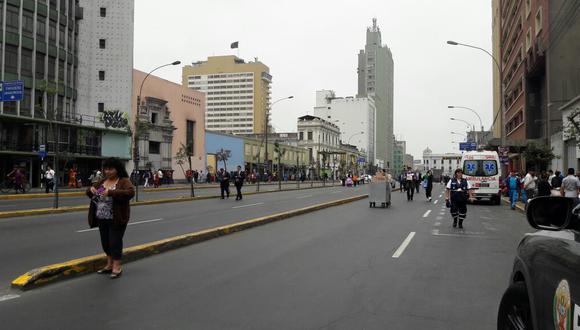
[0,80,24,102]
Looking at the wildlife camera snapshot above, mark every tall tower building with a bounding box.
[77,0,134,158]
[182,56,271,135]
[357,18,394,169]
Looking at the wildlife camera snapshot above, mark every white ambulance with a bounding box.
[460,150,502,205]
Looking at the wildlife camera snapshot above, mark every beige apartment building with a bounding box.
[132,69,206,180]
[182,56,271,135]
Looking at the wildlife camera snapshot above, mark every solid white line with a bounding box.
[422,210,432,218]
[439,194,443,198]
[232,202,264,209]
[0,294,20,302]
[392,232,416,258]
[433,200,439,205]
[76,218,164,233]
[297,195,313,199]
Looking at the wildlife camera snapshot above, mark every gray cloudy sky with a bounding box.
[134,0,493,159]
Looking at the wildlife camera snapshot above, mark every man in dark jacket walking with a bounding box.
[218,168,230,199]
[234,166,245,201]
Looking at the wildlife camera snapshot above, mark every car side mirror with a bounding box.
[526,196,573,231]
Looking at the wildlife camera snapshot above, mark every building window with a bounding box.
[151,112,158,124]
[186,120,195,155]
[525,28,532,51]
[49,20,57,43]
[99,39,106,49]
[307,131,313,141]
[149,141,161,154]
[535,7,543,35]
[98,102,104,112]
[100,7,106,17]
[36,53,46,77]
[6,5,20,34]
[21,49,33,76]
[37,17,46,40]
[299,131,304,140]
[434,159,437,165]
[22,10,34,37]
[5,45,19,75]
[98,70,105,81]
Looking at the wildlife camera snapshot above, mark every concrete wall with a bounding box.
[205,132,244,172]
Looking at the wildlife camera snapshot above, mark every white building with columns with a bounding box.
[297,115,341,174]
[313,90,379,168]
[422,147,462,176]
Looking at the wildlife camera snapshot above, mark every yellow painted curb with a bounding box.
[501,197,526,212]
[0,184,336,219]
[11,194,369,290]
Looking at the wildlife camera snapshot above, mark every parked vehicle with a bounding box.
[460,150,502,204]
[497,196,580,329]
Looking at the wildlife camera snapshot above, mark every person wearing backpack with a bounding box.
[445,168,474,229]
[423,170,433,202]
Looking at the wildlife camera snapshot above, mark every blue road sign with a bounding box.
[38,150,47,159]
[459,142,477,151]
[357,157,366,164]
[0,80,24,102]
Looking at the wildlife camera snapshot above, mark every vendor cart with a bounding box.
[369,180,391,208]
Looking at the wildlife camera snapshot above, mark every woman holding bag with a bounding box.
[86,158,135,279]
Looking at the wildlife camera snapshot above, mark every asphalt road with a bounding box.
[0,181,330,211]
[0,184,532,329]
[0,183,363,288]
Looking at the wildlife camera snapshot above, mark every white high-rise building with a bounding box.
[313,90,379,168]
[77,0,134,157]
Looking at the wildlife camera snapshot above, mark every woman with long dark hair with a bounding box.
[86,158,134,279]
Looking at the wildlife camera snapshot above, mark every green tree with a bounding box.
[216,148,231,171]
[522,142,556,171]
[175,142,195,197]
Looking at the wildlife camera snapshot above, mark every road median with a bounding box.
[0,184,338,219]
[11,193,368,290]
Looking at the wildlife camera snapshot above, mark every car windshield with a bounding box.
[463,160,498,177]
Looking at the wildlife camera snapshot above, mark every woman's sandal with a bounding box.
[97,268,113,274]
[110,270,123,279]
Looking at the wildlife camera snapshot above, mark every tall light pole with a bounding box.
[263,96,293,177]
[134,60,181,202]
[451,131,467,140]
[448,105,484,132]
[450,117,477,145]
[447,40,504,146]
[348,132,364,173]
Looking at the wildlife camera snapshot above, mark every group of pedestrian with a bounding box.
[504,168,570,210]
[400,167,432,202]
[217,166,246,200]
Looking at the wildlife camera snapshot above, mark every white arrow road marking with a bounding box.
[232,202,264,209]
[77,218,163,233]
[422,210,432,218]
[392,232,416,258]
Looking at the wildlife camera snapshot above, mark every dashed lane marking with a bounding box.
[422,210,432,218]
[431,229,486,237]
[0,294,20,302]
[77,218,164,233]
[232,202,264,209]
[436,216,443,220]
[433,200,439,204]
[297,195,313,199]
[392,232,416,258]
[434,222,441,227]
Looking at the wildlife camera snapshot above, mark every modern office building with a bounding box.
[0,0,133,187]
[313,90,377,167]
[393,139,406,175]
[182,55,272,135]
[132,69,206,180]
[77,0,134,158]
[357,18,394,169]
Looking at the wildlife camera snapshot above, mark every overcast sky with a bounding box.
[134,0,493,159]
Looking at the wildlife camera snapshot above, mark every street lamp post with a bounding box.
[450,117,476,144]
[449,105,484,145]
[263,96,293,181]
[447,40,504,146]
[134,60,181,202]
[348,132,364,174]
[451,131,467,141]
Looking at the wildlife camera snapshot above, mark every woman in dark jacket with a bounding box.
[536,172,552,197]
[87,158,135,279]
[424,170,434,202]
